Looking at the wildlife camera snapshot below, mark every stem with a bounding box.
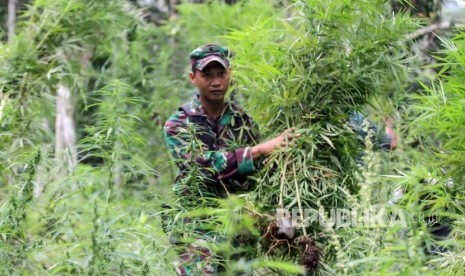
[293,162,307,236]
[279,161,286,208]
[279,154,292,208]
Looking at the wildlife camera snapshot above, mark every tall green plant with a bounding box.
[412,32,465,180]
[12,81,173,274]
[0,149,41,273]
[226,0,417,272]
[0,0,182,274]
[80,80,156,193]
[409,31,465,274]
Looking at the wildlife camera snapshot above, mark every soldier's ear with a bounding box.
[189,71,196,84]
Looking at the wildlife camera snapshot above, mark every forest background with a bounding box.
[0,0,465,275]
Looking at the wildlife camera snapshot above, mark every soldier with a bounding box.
[164,43,295,275]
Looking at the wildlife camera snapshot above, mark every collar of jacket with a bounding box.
[185,92,244,120]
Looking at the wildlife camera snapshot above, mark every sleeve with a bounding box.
[164,111,255,182]
[348,111,392,151]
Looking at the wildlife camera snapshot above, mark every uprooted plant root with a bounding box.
[297,236,322,271]
[261,223,322,271]
[261,221,297,255]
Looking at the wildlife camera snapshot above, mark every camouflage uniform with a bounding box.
[164,92,260,275]
[348,111,393,151]
[164,92,260,198]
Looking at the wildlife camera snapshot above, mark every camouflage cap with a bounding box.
[189,43,232,71]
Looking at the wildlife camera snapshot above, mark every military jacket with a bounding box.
[164,93,260,197]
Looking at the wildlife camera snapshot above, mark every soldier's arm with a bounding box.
[251,128,296,158]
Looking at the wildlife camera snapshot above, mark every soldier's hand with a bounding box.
[383,117,397,150]
[252,128,298,158]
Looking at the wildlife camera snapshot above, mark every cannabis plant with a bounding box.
[227,0,417,272]
[409,31,465,274]
[0,0,184,274]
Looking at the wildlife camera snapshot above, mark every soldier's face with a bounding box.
[190,62,230,103]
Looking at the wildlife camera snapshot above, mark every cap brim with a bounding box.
[195,56,228,71]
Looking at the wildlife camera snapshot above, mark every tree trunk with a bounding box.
[55,84,77,170]
[8,0,18,44]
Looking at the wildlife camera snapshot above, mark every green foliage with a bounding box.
[0,148,41,274]
[227,0,415,255]
[1,0,464,274]
[408,31,465,274]
[173,195,305,275]
[79,80,156,192]
[175,0,282,46]
[0,0,180,274]
[412,32,465,180]
[232,0,416,124]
